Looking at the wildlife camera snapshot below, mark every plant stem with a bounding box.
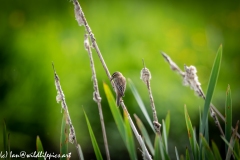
[52,63,84,160]
[71,0,113,84]
[84,34,111,160]
[121,102,152,160]
[141,60,161,135]
[161,52,235,138]
[71,0,152,158]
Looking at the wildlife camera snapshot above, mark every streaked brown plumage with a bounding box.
[110,71,126,106]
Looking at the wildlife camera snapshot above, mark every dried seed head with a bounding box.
[84,34,90,50]
[184,65,197,80]
[69,131,75,144]
[161,52,185,77]
[140,68,151,85]
[183,65,202,97]
[56,93,62,103]
[73,0,84,26]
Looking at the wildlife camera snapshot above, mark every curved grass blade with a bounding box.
[200,45,222,139]
[154,135,161,160]
[222,120,239,160]
[165,111,170,138]
[103,83,126,144]
[199,106,202,160]
[6,133,10,160]
[84,110,103,160]
[200,135,215,159]
[103,83,139,158]
[221,136,236,160]
[158,135,170,160]
[198,106,203,160]
[185,147,190,160]
[184,105,199,159]
[227,120,239,159]
[211,140,222,160]
[205,117,209,143]
[3,120,7,155]
[180,155,184,160]
[60,111,69,160]
[128,79,154,131]
[161,142,170,160]
[124,110,137,160]
[3,120,10,160]
[234,139,240,159]
[175,146,180,160]
[134,114,154,155]
[225,85,232,153]
[162,120,168,154]
[154,134,169,160]
[36,136,45,160]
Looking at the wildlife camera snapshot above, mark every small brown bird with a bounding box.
[110,71,126,106]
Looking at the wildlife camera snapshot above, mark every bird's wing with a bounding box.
[115,81,125,96]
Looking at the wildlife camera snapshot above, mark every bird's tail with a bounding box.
[116,96,122,107]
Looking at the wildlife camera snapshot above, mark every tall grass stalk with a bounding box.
[84,34,110,160]
[52,63,83,160]
[140,60,161,135]
[161,51,228,138]
[71,0,152,159]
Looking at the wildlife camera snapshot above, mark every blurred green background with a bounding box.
[1,0,240,159]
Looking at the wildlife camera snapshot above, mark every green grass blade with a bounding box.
[7,133,10,160]
[233,139,240,159]
[128,79,154,131]
[221,136,235,160]
[3,120,10,160]
[84,110,103,160]
[185,147,190,160]
[205,116,209,143]
[194,128,200,160]
[36,136,45,160]
[180,155,184,160]
[60,111,69,160]
[3,120,7,156]
[154,134,170,160]
[228,121,238,159]
[184,105,199,159]
[103,83,126,144]
[154,135,161,160]
[200,45,222,139]
[165,111,170,137]
[124,110,137,160]
[211,140,222,160]
[225,85,232,153]
[175,146,180,160]
[234,153,240,160]
[200,135,215,159]
[104,82,141,159]
[162,119,168,153]
[159,136,170,160]
[161,141,170,160]
[222,120,239,160]
[134,114,154,155]
[199,106,202,160]
[194,128,199,151]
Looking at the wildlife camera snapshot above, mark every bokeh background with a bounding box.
[1,0,240,159]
